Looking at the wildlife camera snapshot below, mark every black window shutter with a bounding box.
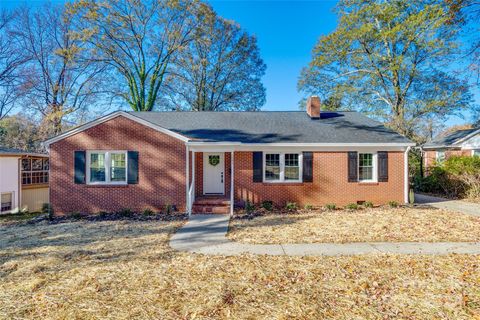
[378,151,388,182]
[74,151,86,184]
[127,151,139,184]
[303,152,313,182]
[253,152,263,182]
[348,152,358,182]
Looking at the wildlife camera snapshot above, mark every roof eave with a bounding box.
[42,111,190,148]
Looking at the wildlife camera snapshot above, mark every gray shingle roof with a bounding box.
[129,111,412,144]
[0,146,47,156]
[423,128,480,149]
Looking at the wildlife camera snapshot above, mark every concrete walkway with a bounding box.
[415,193,480,217]
[170,214,480,256]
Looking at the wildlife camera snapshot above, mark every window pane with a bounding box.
[265,166,280,180]
[265,154,280,166]
[285,154,299,167]
[32,159,43,171]
[359,153,374,181]
[22,159,31,171]
[90,153,106,182]
[22,172,31,185]
[43,159,49,170]
[473,150,480,157]
[285,154,299,180]
[359,166,373,181]
[265,154,280,181]
[110,153,126,182]
[1,193,12,212]
[285,167,299,180]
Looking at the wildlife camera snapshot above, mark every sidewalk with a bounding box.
[170,214,480,256]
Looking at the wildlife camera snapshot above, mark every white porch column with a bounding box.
[186,145,190,215]
[230,151,234,216]
[404,146,411,204]
[191,151,195,206]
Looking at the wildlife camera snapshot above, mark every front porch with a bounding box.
[186,150,235,215]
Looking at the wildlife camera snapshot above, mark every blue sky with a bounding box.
[2,0,477,125]
[210,0,338,111]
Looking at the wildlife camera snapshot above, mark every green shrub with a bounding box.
[419,156,480,199]
[245,201,255,213]
[68,212,83,220]
[285,202,298,211]
[304,204,314,210]
[118,208,133,217]
[143,208,154,216]
[164,204,173,215]
[388,201,399,208]
[325,203,336,210]
[345,203,359,210]
[42,203,54,220]
[261,200,274,211]
[363,201,373,208]
[98,211,109,218]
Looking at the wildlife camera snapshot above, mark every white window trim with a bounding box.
[472,149,480,157]
[86,150,128,185]
[436,150,446,163]
[263,152,303,183]
[358,152,378,183]
[1,191,15,214]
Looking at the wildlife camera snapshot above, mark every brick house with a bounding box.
[422,128,480,171]
[44,97,414,215]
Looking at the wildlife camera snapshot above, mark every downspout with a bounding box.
[404,146,411,204]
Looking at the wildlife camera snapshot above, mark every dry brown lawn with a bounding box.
[228,207,480,244]
[1,217,480,319]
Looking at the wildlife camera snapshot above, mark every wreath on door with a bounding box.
[209,155,220,166]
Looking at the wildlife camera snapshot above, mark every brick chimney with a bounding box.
[306,96,321,119]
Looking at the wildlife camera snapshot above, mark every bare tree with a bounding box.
[165,5,266,111]
[70,0,203,112]
[13,4,107,135]
[0,9,28,120]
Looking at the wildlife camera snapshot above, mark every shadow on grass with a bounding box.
[0,218,185,275]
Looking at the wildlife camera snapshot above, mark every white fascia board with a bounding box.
[453,128,480,146]
[43,111,190,148]
[187,142,414,152]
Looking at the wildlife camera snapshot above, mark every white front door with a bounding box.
[203,152,225,195]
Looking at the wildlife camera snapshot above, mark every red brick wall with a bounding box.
[233,151,405,207]
[50,116,187,214]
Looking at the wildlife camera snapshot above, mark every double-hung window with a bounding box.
[264,153,302,182]
[358,153,378,182]
[87,151,127,184]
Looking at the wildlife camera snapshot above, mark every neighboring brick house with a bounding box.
[44,97,414,215]
[422,128,480,171]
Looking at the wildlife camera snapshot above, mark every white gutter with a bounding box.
[404,146,412,204]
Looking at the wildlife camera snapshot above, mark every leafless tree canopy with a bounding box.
[0,9,28,120]
[165,5,266,111]
[12,4,108,136]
